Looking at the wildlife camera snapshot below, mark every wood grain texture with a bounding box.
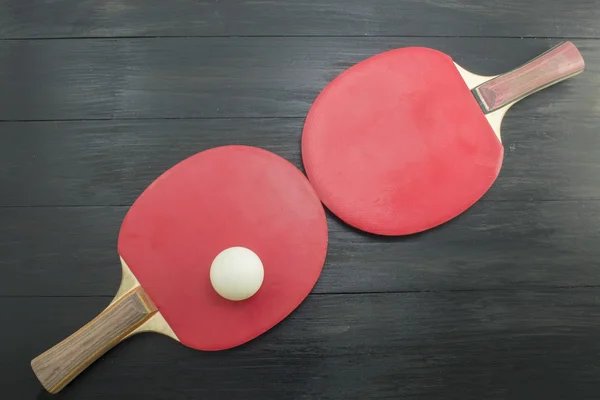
[8,290,600,399]
[474,42,585,113]
[0,37,597,120]
[0,0,599,39]
[31,286,157,393]
[3,200,600,297]
[1,0,600,397]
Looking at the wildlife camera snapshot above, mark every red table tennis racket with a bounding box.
[302,42,584,236]
[31,146,328,393]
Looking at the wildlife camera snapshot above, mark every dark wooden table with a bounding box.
[1,1,600,399]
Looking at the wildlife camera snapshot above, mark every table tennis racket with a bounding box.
[31,145,328,393]
[302,42,584,236]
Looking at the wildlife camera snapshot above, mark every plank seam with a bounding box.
[1,35,599,40]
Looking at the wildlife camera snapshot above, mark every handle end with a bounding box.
[31,358,59,394]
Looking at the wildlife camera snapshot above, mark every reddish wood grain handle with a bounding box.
[31,286,157,393]
[473,42,585,113]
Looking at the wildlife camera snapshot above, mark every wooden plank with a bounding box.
[11,289,600,398]
[0,119,304,206]
[3,200,600,296]
[1,115,600,207]
[0,37,597,120]
[0,207,123,297]
[0,0,598,39]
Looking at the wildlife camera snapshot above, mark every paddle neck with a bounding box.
[473,41,585,114]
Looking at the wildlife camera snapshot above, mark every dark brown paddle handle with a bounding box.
[473,41,585,113]
[31,286,157,394]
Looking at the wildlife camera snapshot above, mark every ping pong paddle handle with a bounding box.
[31,286,157,393]
[473,41,585,113]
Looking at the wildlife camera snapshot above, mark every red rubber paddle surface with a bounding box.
[302,47,504,235]
[118,146,328,350]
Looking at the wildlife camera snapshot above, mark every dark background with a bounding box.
[1,1,600,399]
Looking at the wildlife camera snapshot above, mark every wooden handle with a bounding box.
[31,286,158,393]
[473,41,585,113]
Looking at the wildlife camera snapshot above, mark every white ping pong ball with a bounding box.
[210,247,264,301]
